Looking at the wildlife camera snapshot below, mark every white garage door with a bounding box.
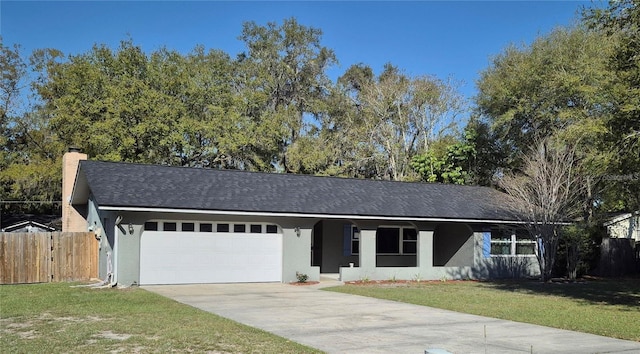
[140,231,282,285]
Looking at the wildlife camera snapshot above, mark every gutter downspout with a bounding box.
[110,224,118,287]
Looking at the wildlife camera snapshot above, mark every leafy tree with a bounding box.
[1,38,25,176]
[0,39,64,214]
[477,3,640,276]
[583,0,640,211]
[475,25,621,228]
[555,222,603,280]
[475,25,614,278]
[32,40,273,170]
[34,41,181,163]
[236,18,337,171]
[150,46,257,169]
[332,63,463,181]
[411,128,475,185]
[1,110,63,214]
[476,27,613,166]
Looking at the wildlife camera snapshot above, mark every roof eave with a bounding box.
[70,163,90,205]
[97,205,526,225]
[603,210,640,226]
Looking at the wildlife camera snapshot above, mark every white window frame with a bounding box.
[490,228,536,257]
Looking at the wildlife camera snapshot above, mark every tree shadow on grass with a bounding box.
[443,260,640,308]
[484,277,640,308]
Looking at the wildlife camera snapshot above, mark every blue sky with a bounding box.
[2,1,594,100]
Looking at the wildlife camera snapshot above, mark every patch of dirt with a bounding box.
[94,330,132,341]
[1,320,39,339]
[37,313,106,324]
[54,316,89,323]
[17,330,38,339]
[3,314,113,342]
[6,322,33,329]
[109,345,146,353]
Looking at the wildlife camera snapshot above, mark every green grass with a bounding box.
[0,282,320,353]
[325,278,640,342]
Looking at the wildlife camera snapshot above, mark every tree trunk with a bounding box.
[567,242,579,281]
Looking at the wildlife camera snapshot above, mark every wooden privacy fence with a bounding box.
[0,232,98,284]
[598,238,639,277]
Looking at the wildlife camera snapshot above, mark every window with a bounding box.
[351,226,360,255]
[515,230,536,255]
[491,228,535,256]
[376,227,400,254]
[490,229,512,255]
[250,224,262,233]
[163,222,177,232]
[376,227,417,255]
[266,225,278,234]
[143,221,279,234]
[402,228,417,254]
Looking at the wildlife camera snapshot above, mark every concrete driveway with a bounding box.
[145,282,640,354]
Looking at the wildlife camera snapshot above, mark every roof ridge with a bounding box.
[81,159,496,191]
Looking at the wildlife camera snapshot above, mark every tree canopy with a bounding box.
[0,19,464,215]
[476,1,640,213]
[3,1,639,233]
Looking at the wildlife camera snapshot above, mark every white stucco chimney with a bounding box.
[62,147,87,232]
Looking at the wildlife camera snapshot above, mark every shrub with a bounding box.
[295,272,308,283]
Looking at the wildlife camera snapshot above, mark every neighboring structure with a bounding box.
[1,220,56,233]
[67,152,540,286]
[604,211,640,242]
[0,213,61,232]
[600,211,640,276]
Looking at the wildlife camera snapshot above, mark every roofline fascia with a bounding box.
[2,220,56,231]
[98,205,529,225]
[603,211,640,226]
[69,161,87,205]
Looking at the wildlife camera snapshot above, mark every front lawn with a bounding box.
[0,282,320,353]
[325,277,640,342]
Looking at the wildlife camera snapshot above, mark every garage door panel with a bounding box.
[140,231,282,285]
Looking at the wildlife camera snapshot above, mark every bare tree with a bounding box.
[357,65,463,181]
[499,138,584,281]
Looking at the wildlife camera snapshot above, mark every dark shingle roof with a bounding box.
[76,160,515,221]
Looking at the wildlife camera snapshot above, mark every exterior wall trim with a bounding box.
[98,206,527,225]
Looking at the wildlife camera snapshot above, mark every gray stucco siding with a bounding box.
[86,196,114,281]
[103,212,320,286]
[472,231,539,279]
[433,223,474,267]
[318,220,358,273]
[87,206,540,286]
